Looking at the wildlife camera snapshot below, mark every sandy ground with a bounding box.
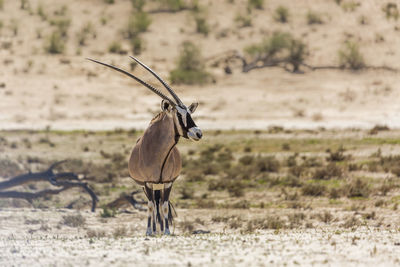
[0,208,399,266]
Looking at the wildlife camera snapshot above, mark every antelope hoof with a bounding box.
[164,229,171,235]
[146,228,152,236]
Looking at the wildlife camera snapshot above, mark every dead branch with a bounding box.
[0,161,98,212]
[106,190,146,211]
[207,49,398,74]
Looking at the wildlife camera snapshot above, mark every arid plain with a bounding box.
[1,0,400,266]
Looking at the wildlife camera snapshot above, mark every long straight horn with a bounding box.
[129,56,184,106]
[87,58,176,105]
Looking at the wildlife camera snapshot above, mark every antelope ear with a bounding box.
[161,100,172,112]
[188,102,198,113]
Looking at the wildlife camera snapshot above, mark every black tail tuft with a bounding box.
[168,201,177,225]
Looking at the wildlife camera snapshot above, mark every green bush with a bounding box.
[247,0,263,10]
[127,12,151,38]
[382,3,399,20]
[131,0,145,11]
[338,41,365,70]
[195,16,209,36]
[130,37,144,55]
[307,11,323,24]
[45,31,65,54]
[49,18,71,37]
[170,41,212,85]
[245,32,291,59]
[274,6,289,23]
[104,0,115,3]
[234,13,252,27]
[156,0,186,12]
[108,41,123,54]
[288,39,306,72]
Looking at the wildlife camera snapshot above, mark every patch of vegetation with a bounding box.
[313,163,343,180]
[62,214,86,227]
[127,12,151,37]
[234,13,252,27]
[194,14,209,36]
[247,0,263,10]
[382,3,399,20]
[170,41,212,85]
[244,31,307,72]
[44,31,65,54]
[341,1,360,12]
[307,11,323,24]
[274,6,290,23]
[100,207,116,218]
[302,182,327,196]
[108,41,124,54]
[338,41,365,70]
[0,158,23,177]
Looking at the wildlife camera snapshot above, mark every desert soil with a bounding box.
[1,208,400,267]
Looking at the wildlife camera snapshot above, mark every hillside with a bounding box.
[0,0,399,130]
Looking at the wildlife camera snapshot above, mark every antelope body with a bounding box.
[89,57,202,235]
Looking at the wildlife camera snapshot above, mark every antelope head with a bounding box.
[87,57,202,141]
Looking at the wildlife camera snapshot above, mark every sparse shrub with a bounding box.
[342,216,360,228]
[302,182,326,196]
[108,41,124,54]
[62,214,86,227]
[341,1,360,12]
[37,4,47,21]
[77,22,96,46]
[131,0,145,11]
[274,6,289,23]
[100,207,116,218]
[318,211,333,223]
[244,32,290,59]
[287,39,307,72]
[156,0,186,12]
[113,226,127,238]
[179,219,195,232]
[194,15,209,36]
[338,41,365,70]
[234,13,252,27]
[255,156,280,173]
[0,0,3,10]
[86,228,106,238]
[180,186,194,199]
[239,155,254,165]
[49,18,71,38]
[327,146,347,161]
[0,159,23,177]
[382,3,399,20]
[346,178,370,198]
[45,31,65,54]
[313,163,343,180]
[196,199,216,209]
[130,37,144,55]
[127,12,151,39]
[247,0,263,10]
[170,41,212,85]
[358,15,368,25]
[104,0,115,3]
[307,11,323,24]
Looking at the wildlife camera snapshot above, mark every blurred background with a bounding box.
[1,0,399,131]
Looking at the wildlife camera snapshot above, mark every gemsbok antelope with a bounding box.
[88,57,202,235]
